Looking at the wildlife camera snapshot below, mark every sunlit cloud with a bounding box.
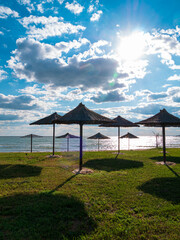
[90,10,102,22]
[18,15,85,40]
[0,69,7,81]
[0,6,19,18]
[65,1,84,15]
[168,74,180,81]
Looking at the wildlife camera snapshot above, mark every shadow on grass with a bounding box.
[84,158,143,172]
[138,177,180,204]
[0,193,96,240]
[0,164,42,179]
[150,156,180,164]
[49,174,77,194]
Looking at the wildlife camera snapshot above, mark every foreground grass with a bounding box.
[0,148,180,240]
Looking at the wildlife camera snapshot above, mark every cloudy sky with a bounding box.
[0,0,180,136]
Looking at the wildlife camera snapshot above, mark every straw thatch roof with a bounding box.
[120,132,138,139]
[21,134,42,138]
[88,132,110,139]
[100,115,139,127]
[56,103,114,125]
[30,112,61,125]
[137,109,180,127]
[56,133,79,139]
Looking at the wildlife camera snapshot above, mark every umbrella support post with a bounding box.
[79,124,83,171]
[67,138,69,152]
[31,134,32,153]
[162,126,166,163]
[53,123,55,156]
[118,127,120,154]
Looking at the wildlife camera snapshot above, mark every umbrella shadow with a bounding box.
[49,174,77,194]
[150,156,180,164]
[83,158,143,172]
[137,177,180,204]
[0,193,96,240]
[0,164,42,179]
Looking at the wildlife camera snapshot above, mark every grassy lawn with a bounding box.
[0,149,180,240]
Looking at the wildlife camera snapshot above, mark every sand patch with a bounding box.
[46,155,62,158]
[72,168,94,174]
[155,161,176,166]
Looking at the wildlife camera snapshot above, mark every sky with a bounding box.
[0,0,180,137]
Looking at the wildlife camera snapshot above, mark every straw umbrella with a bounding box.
[30,112,61,155]
[21,134,42,153]
[56,133,79,152]
[100,115,139,154]
[120,132,138,150]
[88,132,110,151]
[56,103,114,171]
[136,109,180,163]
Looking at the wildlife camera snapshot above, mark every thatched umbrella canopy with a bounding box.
[56,103,114,171]
[30,112,61,155]
[56,133,79,152]
[100,115,139,154]
[136,108,180,163]
[120,132,138,150]
[88,132,110,151]
[21,134,42,153]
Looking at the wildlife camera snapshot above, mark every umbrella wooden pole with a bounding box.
[67,138,69,152]
[128,138,130,150]
[98,139,99,151]
[118,127,120,154]
[53,123,55,155]
[162,126,166,163]
[31,134,32,153]
[79,124,83,171]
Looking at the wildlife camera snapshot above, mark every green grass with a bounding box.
[0,149,180,240]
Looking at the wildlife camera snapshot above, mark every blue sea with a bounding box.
[0,136,179,153]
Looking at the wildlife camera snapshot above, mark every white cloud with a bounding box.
[65,1,84,15]
[0,6,19,18]
[168,74,180,81]
[57,0,64,4]
[18,15,85,40]
[37,3,44,13]
[17,0,35,12]
[88,4,94,13]
[90,10,102,21]
[0,69,7,81]
[0,31,4,35]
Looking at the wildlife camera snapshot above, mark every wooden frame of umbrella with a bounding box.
[100,116,139,154]
[136,109,180,163]
[88,132,110,151]
[30,112,61,156]
[120,132,138,150]
[55,103,114,171]
[21,134,42,152]
[56,133,79,152]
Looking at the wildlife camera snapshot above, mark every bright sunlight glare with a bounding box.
[118,31,146,61]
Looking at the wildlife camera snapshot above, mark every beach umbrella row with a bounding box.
[29,103,180,167]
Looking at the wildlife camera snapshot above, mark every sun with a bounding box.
[117,31,146,61]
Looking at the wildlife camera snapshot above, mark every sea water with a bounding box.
[0,136,179,153]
